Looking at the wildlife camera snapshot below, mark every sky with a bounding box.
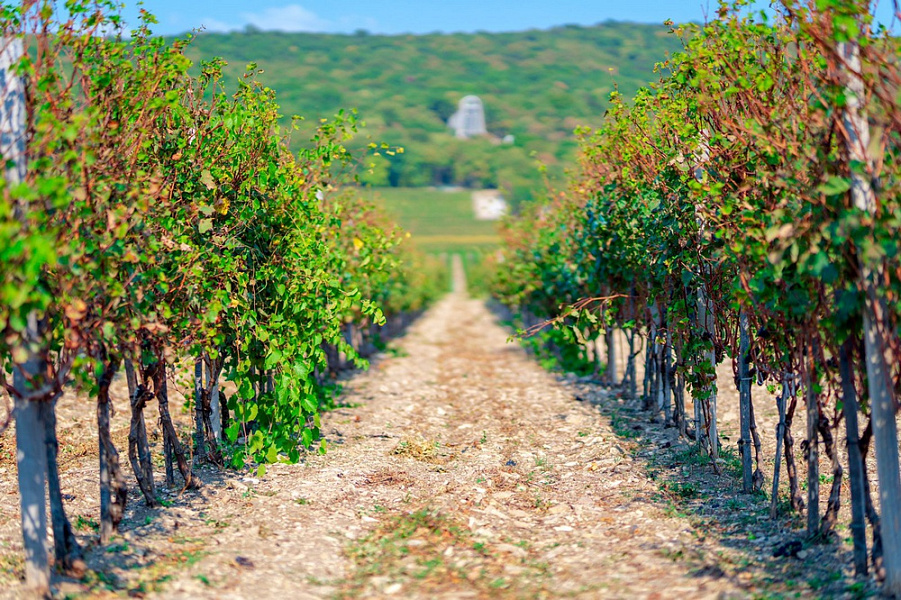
[116,1,898,37]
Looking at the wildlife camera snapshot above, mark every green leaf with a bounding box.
[818,176,850,197]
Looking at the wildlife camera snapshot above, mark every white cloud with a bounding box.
[240,5,329,32]
[196,5,379,35]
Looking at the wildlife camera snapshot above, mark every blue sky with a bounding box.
[118,1,897,37]
[125,1,717,35]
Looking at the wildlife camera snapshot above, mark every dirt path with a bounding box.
[0,259,855,599]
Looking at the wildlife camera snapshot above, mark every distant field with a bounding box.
[361,187,501,254]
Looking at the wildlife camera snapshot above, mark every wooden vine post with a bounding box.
[769,376,790,518]
[194,358,205,460]
[839,339,868,575]
[694,131,719,462]
[838,37,901,593]
[697,287,719,462]
[805,336,819,537]
[2,35,50,596]
[738,311,753,493]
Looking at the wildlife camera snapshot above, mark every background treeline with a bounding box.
[491,0,901,594]
[180,23,684,205]
[0,2,444,595]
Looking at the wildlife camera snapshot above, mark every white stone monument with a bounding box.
[472,189,508,221]
[448,95,487,138]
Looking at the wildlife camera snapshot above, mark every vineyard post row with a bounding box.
[0,2,448,596]
[490,1,901,595]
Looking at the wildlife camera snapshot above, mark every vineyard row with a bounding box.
[0,2,445,595]
[492,1,901,595]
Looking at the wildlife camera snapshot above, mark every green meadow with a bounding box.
[361,187,501,254]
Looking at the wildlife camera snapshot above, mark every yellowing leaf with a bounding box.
[765,223,793,243]
[11,346,28,364]
[200,170,216,190]
[65,299,88,321]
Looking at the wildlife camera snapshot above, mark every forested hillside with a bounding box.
[182,23,683,202]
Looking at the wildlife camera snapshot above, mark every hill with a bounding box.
[182,22,684,203]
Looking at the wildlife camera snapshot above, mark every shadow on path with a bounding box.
[576,387,873,599]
